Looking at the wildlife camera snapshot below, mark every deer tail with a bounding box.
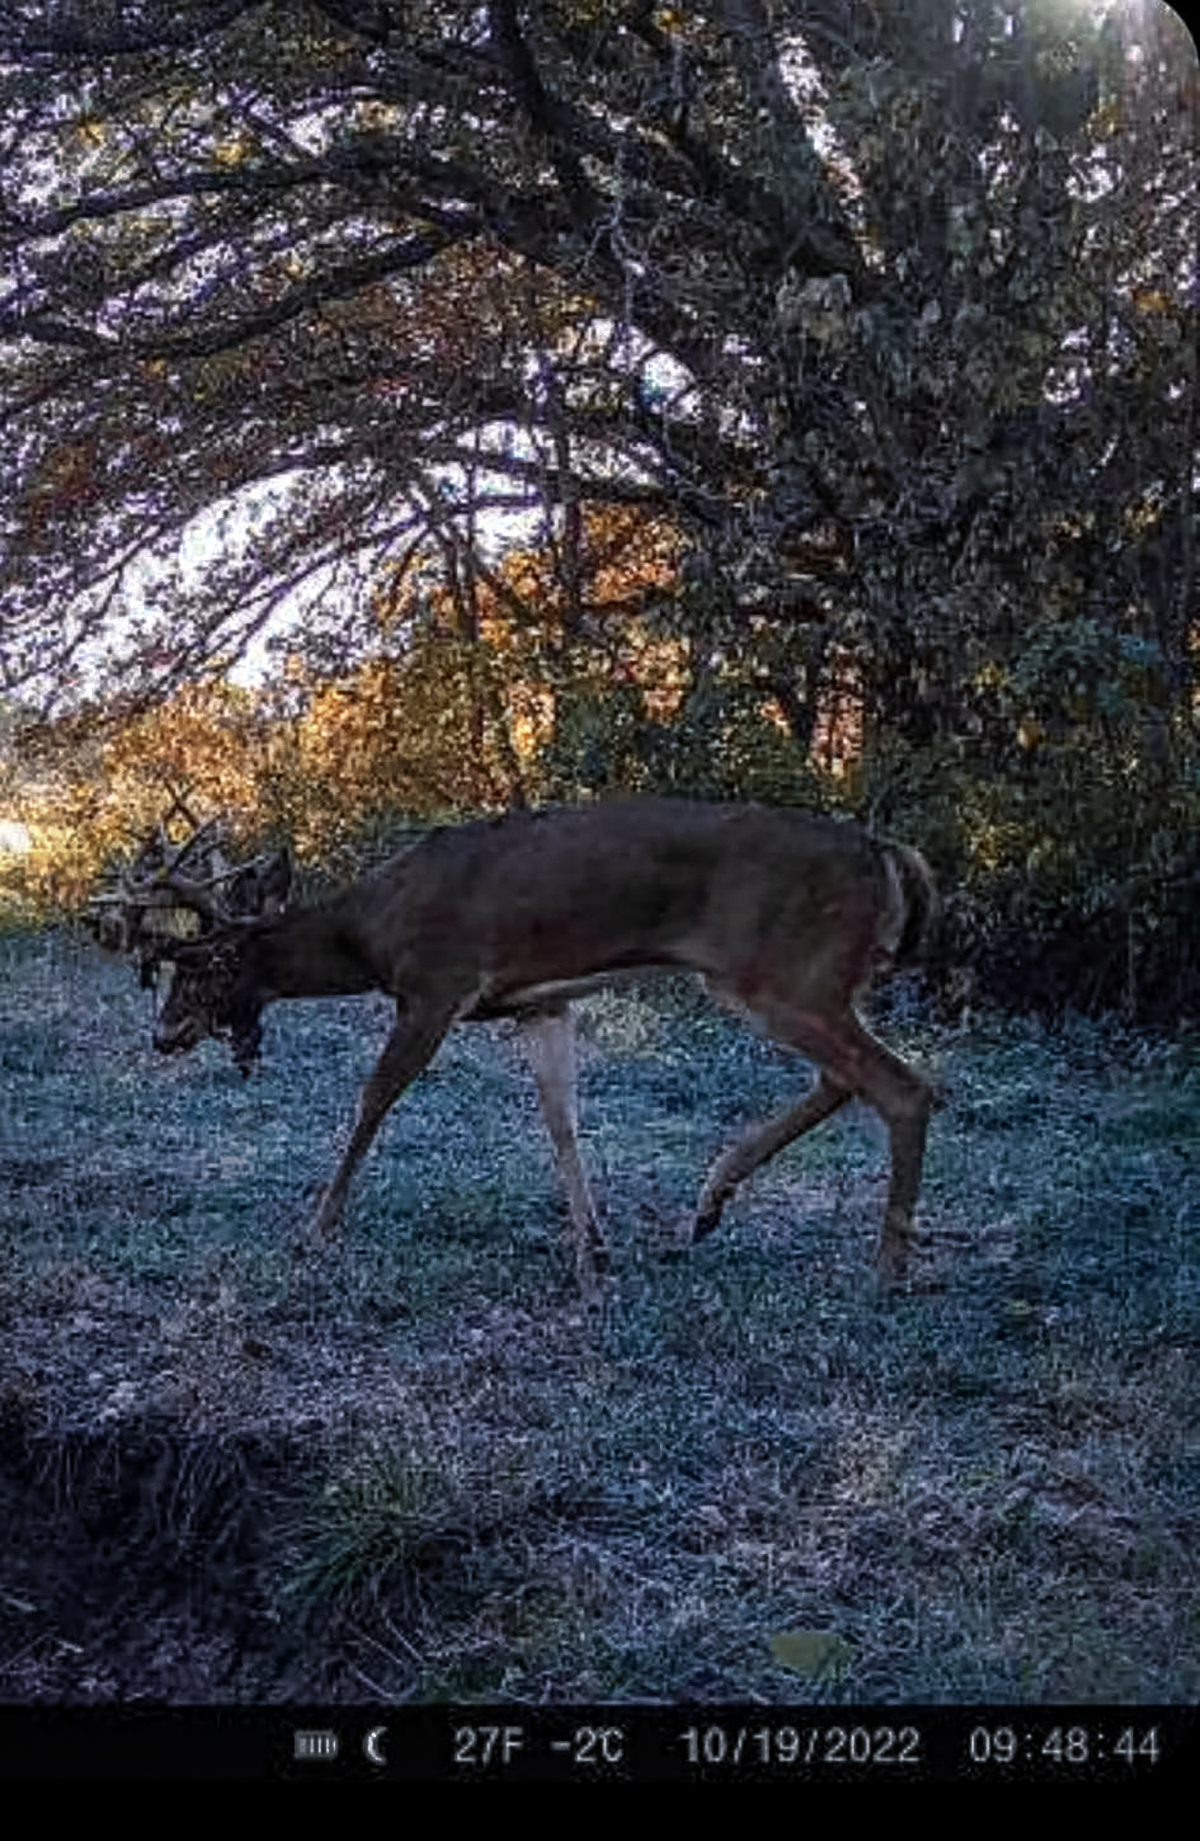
[884,844,939,969]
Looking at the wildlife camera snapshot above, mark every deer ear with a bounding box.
[228,845,293,918]
[259,846,293,913]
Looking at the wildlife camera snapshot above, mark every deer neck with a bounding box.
[244,902,379,1001]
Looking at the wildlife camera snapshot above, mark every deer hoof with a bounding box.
[875,1234,916,1287]
[690,1205,724,1244]
[654,1211,712,1258]
[575,1264,618,1310]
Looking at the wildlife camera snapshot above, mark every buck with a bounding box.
[91,800,937,1293]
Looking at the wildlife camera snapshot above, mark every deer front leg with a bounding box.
[521,1006,609,1301]
[311,1002,454,1242]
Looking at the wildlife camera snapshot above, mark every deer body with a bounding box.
[228,802,906,1006]
[105,800,937,1296]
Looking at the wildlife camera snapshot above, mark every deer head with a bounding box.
[88,817,293,1075]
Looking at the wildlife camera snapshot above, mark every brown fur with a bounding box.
[139,800,937,1293]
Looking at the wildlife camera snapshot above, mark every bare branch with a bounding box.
[0,1,255,57]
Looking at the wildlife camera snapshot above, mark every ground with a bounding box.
[1,931,1197,1704]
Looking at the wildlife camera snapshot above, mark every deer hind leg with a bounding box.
[689,1070,852,1243]
[765,1007,932,1279]
[521,1005,609,1299]
[311,1000,456,1242]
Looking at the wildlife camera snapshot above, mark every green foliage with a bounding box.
[868,703,1199,1021]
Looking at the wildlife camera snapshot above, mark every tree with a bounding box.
[1,4,1188,702]
[2,1,1197,1013]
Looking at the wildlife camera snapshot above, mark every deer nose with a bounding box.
[154,1016,203,1053]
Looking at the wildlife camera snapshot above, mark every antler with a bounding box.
[87,811,293,975]
[88,818,218,926]
[87,817,227,964]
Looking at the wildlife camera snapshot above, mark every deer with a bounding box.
[90,800,938,1297]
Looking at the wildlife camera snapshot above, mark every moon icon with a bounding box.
[364,1726,388,1766]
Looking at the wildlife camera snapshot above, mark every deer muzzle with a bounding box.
[153,1012,206,1054]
